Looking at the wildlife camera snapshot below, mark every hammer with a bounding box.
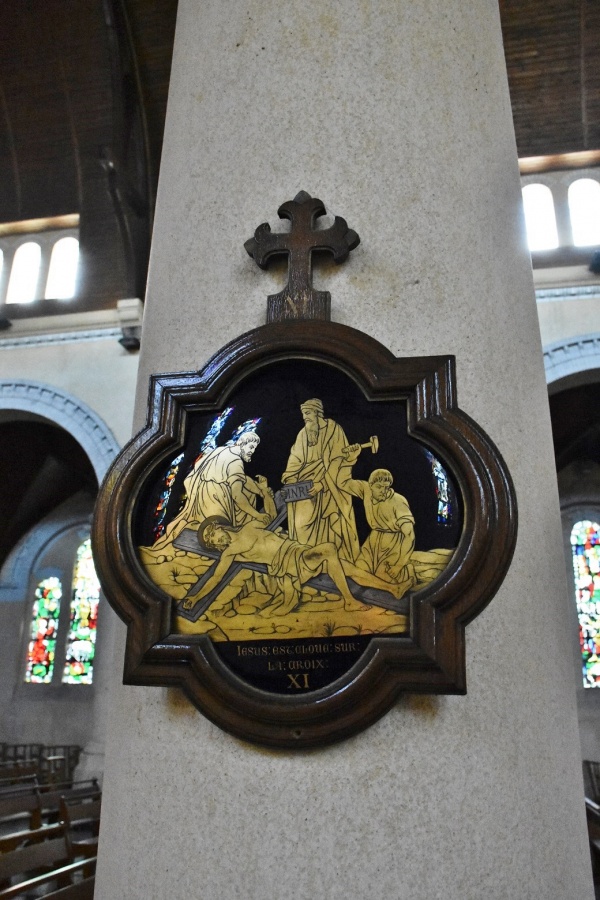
[342,435,379,456]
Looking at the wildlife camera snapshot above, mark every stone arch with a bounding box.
[544,333,600,391]
[0,379,119,483]
[0,381,120,779]
[0,497,93,601]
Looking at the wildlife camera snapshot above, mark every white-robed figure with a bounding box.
[152,432,269,550]
[282,399,359,563]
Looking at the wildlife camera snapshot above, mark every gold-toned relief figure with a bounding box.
[282,399,359,562]
[340,452,454,594]
[151,431,267,551]
[137,397,455,643]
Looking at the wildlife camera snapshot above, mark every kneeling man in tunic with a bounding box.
[340,458,453,597]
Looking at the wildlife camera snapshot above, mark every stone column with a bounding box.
[95,2,594,897]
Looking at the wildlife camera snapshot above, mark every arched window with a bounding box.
[6,241,42,303]
[62,538,100,684]
[571,519,600,687]
[521,183,559,251]
[0,218,80,307]
[45,236,80,300]
[568,179,600,247]
[23,531,100,687]
[24,576,63,683]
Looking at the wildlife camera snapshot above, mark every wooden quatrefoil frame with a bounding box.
[92,320,517,749]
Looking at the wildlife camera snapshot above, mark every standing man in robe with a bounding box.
[282,399,359,562]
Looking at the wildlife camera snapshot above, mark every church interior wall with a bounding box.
[0,334,140,450]
[537,295,600,348]
[0,335,138,776]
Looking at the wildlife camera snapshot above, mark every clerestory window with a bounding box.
[568,179,600,247]
[6,241,42,304]
[44,236,80,300]
[521,183,559,251]
[0,215,80,309]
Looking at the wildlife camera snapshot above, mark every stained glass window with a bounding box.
[227,417,261,445]
[153,452,184,541]
[571,520,600,688]
[24,577,62,683]
[425,450,452,525]
[62,539,100,684]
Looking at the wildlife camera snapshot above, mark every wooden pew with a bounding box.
[0,826,70,888]
[0,780,99,832]
[0,858,96,900]
[586,796,600,875]
[0,784,44,831]
[42,876,96,899]
[0,763,39,788]
[40,780,100,817]
[59,792,101,858]
[0,821,63,854]
[0,775,38,794]
[0,820,96,899]
[0,745,82,787]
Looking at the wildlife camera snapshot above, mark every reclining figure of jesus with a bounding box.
[183,518,408,614]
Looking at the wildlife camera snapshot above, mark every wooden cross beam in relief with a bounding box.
[244,191,360,322]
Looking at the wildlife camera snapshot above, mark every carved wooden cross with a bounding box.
[244,191,360,322]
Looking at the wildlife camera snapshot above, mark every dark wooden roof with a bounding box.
[500,0,600,157]
[0,1,597,315]
[0,0,177,313]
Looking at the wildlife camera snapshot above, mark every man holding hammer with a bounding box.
[282,398,360,562]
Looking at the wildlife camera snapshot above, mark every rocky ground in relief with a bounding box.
[139,547,409,641]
